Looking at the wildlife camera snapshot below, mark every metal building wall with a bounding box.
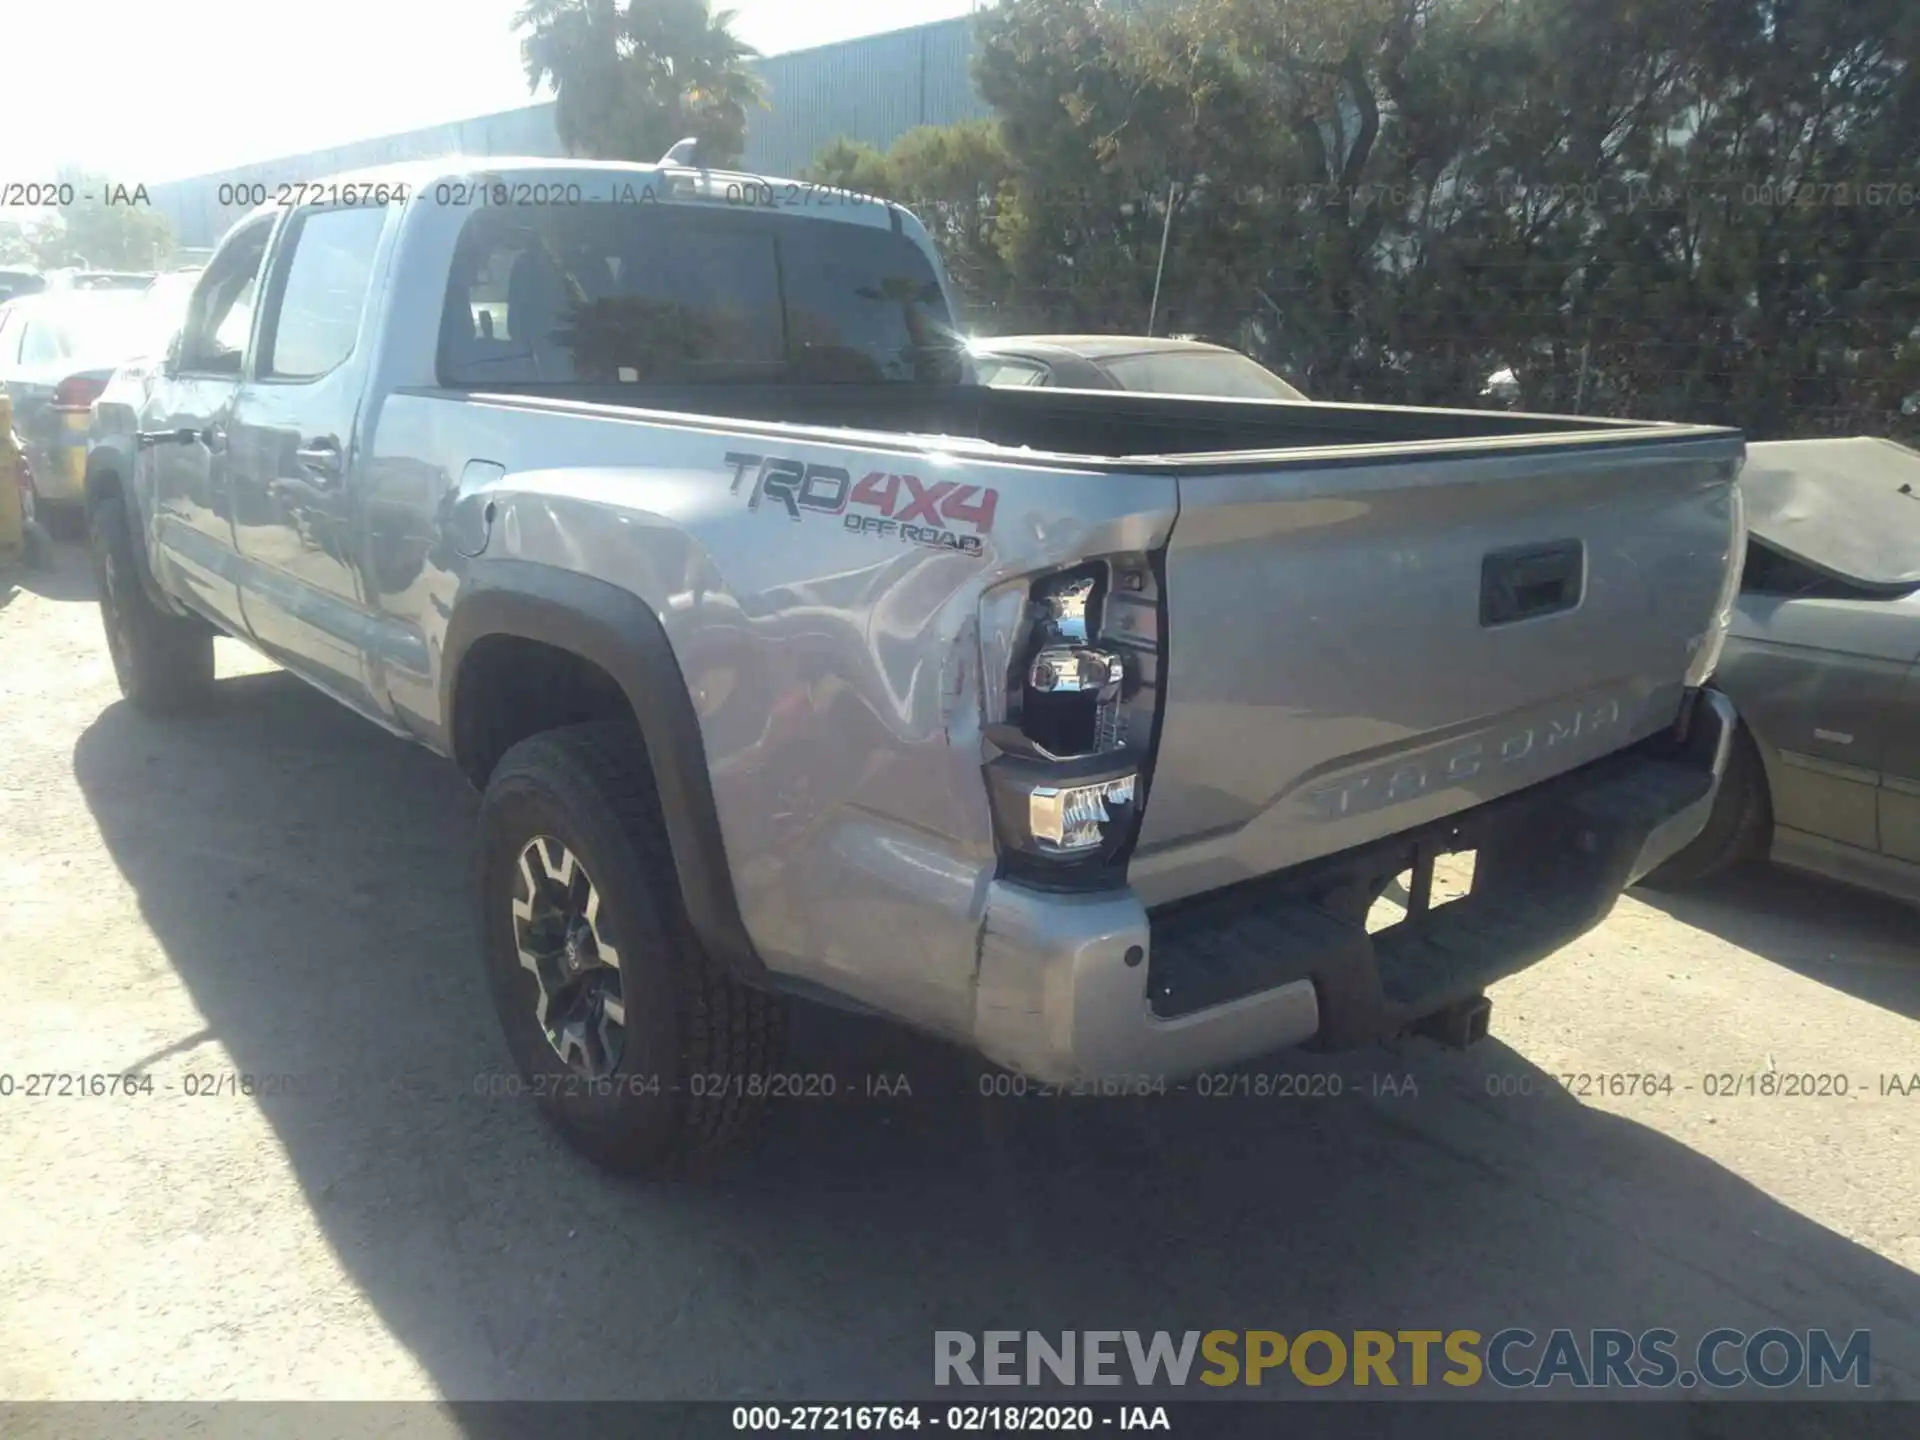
[145,104,568,248]
[147,18,988,250]
[741,19,992,175]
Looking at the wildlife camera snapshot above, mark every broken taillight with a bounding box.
[980,556,1167,887]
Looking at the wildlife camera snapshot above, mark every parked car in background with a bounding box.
[0,269,46,303]
[1641,437,1920,907]
[968,334,1310,400]
[1,394,46,569]
[0,277,193,537]
[85,268,203,532]
[44,269,157,293]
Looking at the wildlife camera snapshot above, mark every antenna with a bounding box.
[660,137,701,167]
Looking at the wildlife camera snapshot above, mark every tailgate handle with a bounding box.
[1481,539,1584,626]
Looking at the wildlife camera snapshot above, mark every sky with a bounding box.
[0,0,980,183]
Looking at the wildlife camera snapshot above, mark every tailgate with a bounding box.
[1131,431,1745,906]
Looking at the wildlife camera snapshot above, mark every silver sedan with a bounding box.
[967,334,1310,400]
[1643,437,1920,907]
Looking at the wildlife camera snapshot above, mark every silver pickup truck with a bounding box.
[85,157,1746,1176]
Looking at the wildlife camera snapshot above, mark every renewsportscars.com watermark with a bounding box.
[934,1329,1872,1391]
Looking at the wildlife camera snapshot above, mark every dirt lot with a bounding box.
[2,542,1917,1418]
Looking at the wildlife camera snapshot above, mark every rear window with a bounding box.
[1100,349,1308,402]
[973,356,1053,388]
[438,203,962,387]
[17,293,150,363]
[263,207,387,379]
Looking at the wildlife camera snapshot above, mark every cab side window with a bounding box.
[178,220,274,376]
[259,207,388,381]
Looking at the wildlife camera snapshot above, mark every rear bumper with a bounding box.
[970,689,1737,1082]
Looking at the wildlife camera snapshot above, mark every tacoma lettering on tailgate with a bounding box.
[725,451,997,557]
[1304,696,1626,820]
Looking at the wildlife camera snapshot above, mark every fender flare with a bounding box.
[443,559,765,984]
[84,446,177,616]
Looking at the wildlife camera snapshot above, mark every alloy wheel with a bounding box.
[511,836,627,1078]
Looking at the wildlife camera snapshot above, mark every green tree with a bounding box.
[29,173,175,270]
[805,0,1915,434]
[517,0,764,165]
[971,0,1178,333]
[959,0,1917,436]
[1564,0,1920,436]
[0,220,37,267]
[806,138,894,195]
[807,120,1017,326]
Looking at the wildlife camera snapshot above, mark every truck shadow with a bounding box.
[72,673,1920,1411]
[1634,867,1920,1023]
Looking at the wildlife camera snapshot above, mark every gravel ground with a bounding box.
[2,541,1916,1424]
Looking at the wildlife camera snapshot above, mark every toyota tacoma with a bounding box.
[83,156,1747,1175]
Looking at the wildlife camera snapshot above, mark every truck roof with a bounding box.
[226,155,915,241]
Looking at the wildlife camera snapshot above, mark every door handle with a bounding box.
[135,427,202,449]
[294,438,343,484]
[1480,539,1585,626]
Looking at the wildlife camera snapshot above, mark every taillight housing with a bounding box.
[980,554,1166,889]
[1685,479,1748,688]
[52,374,107,414]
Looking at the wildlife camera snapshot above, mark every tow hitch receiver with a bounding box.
[1412,994,1492,1049]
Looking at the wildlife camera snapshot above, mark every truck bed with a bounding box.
[424,382,1743,912]
[433,381,1693,464]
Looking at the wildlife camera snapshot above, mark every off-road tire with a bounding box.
[1637,719,1771,890]
[476,722,784,1177]
[87,493,216,712]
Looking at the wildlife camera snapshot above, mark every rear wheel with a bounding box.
[1638,719,1771,890]
[476,723,784,1177]
[87,493,216,712]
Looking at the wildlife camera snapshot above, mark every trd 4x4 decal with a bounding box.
[725,451,997,558]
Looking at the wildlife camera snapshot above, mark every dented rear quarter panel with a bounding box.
[333,164,1146,1039]
[364,386,1177,1042]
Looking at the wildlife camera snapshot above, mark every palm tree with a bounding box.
[518,0,764,166]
